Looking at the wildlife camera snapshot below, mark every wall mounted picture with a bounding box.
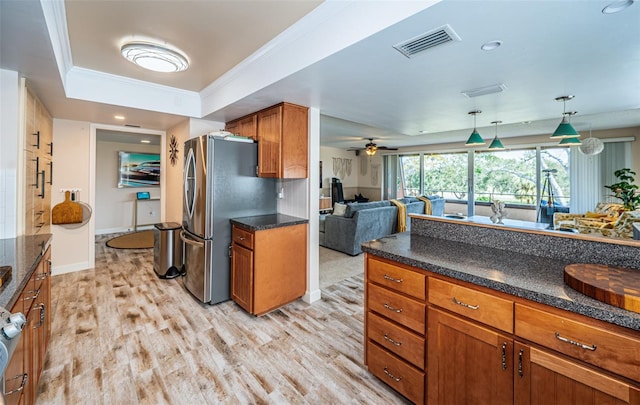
[117,151,160,188]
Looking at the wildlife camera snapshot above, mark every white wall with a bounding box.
[51,119,92,274]
[319,146,383,202]
[0,69,19,238]
[356,153,383,200]
[165,119,190,223]
[95,140,161,233]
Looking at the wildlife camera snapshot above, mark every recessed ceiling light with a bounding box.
[602,0,635,14]
[121,41,189,73]
[114,115,125,120]
[481,40,503,51]
[419,130,429,134]
[461,83,507,98]
[522,121,532,125]
[140,139,151,144]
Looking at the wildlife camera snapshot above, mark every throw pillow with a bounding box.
[333,203,347,216]
[585,211,607,219]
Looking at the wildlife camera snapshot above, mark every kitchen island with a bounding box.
[362,215,639,404]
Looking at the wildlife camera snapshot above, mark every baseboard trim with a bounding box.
[52,261,90,276]
[302,288,322,304]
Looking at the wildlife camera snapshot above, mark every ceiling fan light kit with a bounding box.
[121,41,189,73]
[465,110,486,146]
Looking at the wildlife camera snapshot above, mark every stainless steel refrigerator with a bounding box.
[181,135,276,304]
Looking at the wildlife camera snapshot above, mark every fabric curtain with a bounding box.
[570,141,631,212]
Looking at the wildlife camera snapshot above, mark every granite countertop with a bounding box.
[230,213,308,231]
[0,234,52,310]
[362,232,640,331]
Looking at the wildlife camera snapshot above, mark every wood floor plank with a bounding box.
[35,233,410,405]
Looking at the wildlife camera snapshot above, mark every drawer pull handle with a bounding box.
[452,297,479,310]
[383,303,403,313]
[23,289,41,301]
[237,236,245,241]
[383,333,402,346]
[554,332,597,351]
[501,342,508,370]
[383,274,403,283]
[383,367,402,382]
[518,349,524,378]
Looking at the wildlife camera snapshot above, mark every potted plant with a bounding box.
[604,168,640,210]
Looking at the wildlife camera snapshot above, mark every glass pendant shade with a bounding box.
[551,116,580,138]
[559,136,582,145]
[465,130,485,146]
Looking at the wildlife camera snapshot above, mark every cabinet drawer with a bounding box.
[368,283,426,334]
[232,226,254,250]
[368,257,426,300]
[368,311,425,369]
[428,277,513,333]
[367,341,425,405]
[515,304,640,382]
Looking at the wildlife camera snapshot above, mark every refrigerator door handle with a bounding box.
[180,230,204,247]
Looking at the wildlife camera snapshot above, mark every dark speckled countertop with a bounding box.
[230,213,308,231]
[362,232,640,331]
[0,234,52,310]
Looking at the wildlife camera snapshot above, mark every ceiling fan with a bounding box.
[347,138,398,156]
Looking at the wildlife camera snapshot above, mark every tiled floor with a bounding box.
[36,235,409,404]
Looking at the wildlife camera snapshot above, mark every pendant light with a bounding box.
[465,110,485,146]
[579,125,604,156]
[488,120,505,150]
[551,96,580,139]
[559,137,582,146]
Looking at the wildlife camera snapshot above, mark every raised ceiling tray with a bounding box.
[564,263,640,314]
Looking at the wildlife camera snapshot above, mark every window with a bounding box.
[474,149,537,206]
[398,154,421,197]
[385,147,574,222]
[423,152,468,201]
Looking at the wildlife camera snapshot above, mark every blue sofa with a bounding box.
[320,196,444,255]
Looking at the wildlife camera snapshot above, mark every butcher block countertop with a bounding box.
[362,232,640,331]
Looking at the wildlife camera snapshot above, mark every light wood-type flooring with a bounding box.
[36,234,409,404]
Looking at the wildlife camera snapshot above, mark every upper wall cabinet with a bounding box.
[24,86,53,235]
[225,114,257,140]
[256,102,308,179]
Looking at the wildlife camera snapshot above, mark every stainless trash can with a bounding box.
[153,222,183,279]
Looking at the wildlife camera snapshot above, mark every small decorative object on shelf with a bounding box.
[490,200,507,224]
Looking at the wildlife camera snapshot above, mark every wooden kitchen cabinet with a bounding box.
[364,256,426,404]
[24,86,53,236]
[4,247,52,405]
[225,114,257,140]
[364,253,640,405]
[514,342,640,405]
[256,102,308,179]
[231,223,307,315]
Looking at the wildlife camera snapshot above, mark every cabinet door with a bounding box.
[257,105,282,178]
[514,342,640,405]
[428,307,513,405]
[231,243,254,313]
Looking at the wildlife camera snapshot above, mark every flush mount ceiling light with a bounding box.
[121,41,189,73]
[602,0,635,14]
[551,96,580,139]
[488,121,505,150]
[465,110,485,146]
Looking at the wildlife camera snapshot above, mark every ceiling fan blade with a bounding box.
[377,146,398,150]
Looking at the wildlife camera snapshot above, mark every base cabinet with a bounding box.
[427,308,514,404]
[4,247,51,405]
[364,254,640,405]
[231,223,307,315]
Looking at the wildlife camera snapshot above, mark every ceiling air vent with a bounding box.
[393,24,461,58]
